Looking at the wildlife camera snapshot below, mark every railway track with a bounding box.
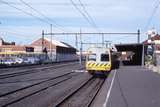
[0,61,80,74]
[0,71,82,107]
[0,61,79,72]
[0,72,105,107]
[0,61,105,107]
[55,77,105,107]
[0,62,81,80]
[0,65,85,95]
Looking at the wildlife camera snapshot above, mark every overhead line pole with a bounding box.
[19,0,67,32]
[75,34,78,49]
[79,29,82,65]
[102,33,104,46]
[50,24,53,61]
[42,30,44,53]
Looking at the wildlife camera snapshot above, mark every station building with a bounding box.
[0,38,34,57]
[143,34,160,55]
[142,33,160,65]
[0,37,15,46]
[31,37,77,62]
[0,37,77,63]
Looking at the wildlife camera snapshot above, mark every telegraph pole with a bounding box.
[50,24,53,61]
[79,29,82,65]
[75,34,78,49]
[102,33,104,46]
[42,30,44,53]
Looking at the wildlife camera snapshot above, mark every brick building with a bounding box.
[143,34,160,55]
[31,37,77,61]
[0,37,34,55]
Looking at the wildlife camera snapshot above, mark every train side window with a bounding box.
[88,54,96,61]
[101,54,109,61]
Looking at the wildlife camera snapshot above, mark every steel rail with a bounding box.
[0,61,78,72]
[55,77,105,107]
[87,78,105,107]
[0,72,75,97]
[0,62,80,79]
[0,71,84,107]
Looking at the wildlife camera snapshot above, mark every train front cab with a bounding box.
[86,49,112,75]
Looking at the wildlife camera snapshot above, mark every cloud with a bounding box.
[0,0,159,47]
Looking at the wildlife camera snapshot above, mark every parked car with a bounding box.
[14,58,23,64]
[3,59,15,65]
[23,58,31,64]
[23,57,40,64]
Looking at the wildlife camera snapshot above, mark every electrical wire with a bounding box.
[4,31,34,38]
[78,0,100,32]
[0,0,70,32]
[144,0,160,31]
[19,0,67,32]
[70,0,100,32]
[3,1,79,6]
[0,0,50,25]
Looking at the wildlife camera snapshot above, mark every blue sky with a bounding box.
[0,0,160,49]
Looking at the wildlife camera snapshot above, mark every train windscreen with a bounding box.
[101,54,109,61]
[88,54,96,61]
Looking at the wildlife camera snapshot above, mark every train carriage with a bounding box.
[86,46,119,75]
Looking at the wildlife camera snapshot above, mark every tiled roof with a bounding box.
[31,38,70,48]
[143,34,160,44]
[31,38,56,49]
[44,38,68,47]
[0,45,26,51]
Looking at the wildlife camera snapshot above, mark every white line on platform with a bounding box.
[103,69,117,107]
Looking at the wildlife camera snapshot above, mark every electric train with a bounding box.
[85,46,120,75]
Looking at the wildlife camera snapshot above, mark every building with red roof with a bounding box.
[143,34,160,55]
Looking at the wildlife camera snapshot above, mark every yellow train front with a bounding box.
[86,47,112,75]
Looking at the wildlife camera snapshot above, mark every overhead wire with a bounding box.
[144,0,160,31]
[19,0,68,32]
[0,20,39,40]
[0,0,50,25]
[4,1,79,6]
[1,30,37,39]
[0,0,68,32]
[70,0,100,32]
[78,0,100,32]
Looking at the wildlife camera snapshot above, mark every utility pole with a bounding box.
[142,44,144,66]
[79,29,82,65]
[42,30,44,53]
[50,24,53,61]
[75,34,78,49]
[137,29,140,43]
[102,33,104,46]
